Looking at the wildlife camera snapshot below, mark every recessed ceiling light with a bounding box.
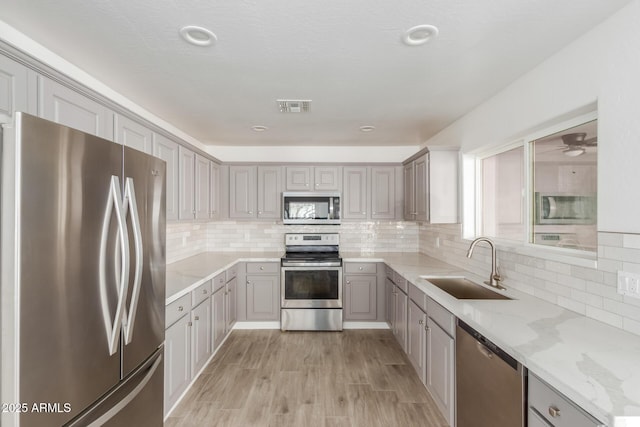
[402,24,439,46]
[251,125,268,132]
[359,126,376,132]
[179,25,217,47]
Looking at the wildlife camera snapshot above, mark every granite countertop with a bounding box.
[167,251,640,426]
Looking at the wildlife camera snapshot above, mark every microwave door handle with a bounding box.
[548,196,557,219]
[329,197,334,219]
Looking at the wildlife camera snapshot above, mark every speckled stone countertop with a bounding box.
[167,251,640,426]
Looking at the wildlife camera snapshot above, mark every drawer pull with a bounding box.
[418,319,424,325]
[260,266,264,270]
[548,406,561,418]
[178,306,184,312]
[188,321,193,327]
[202,289,208,294]
[194,316,200,321]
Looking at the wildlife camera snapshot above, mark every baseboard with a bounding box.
[233,321,281,330]
[343,322,390,329]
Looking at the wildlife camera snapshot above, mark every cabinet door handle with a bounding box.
[425,325,430,332]
[248,211,253,214]
[246,281,251,285]
[358,266,363,270]
[194,316,200,321]
[203,289,208,294]
[260,266,264,270]
[346,280,351,284]
[548,406,561,418]
[178,306,184,312]
[188,321,193,327]
[418,319,424,325]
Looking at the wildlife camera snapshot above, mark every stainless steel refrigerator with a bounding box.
[1,112,166,426]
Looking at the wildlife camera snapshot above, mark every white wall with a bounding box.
[421,0,640,234]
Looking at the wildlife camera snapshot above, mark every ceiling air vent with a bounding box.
[277,99,311,113]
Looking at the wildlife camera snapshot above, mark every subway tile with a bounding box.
[597,232,624,247]
[623,318,640,336]
[623,234,640,249]
[585,306,623,329]
[557,296,586,315]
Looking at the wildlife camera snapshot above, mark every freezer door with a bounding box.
[17,113,123,427]
[121,146,166,377]
[66,348,164,427]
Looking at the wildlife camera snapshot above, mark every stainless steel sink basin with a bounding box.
[420,276,512,300]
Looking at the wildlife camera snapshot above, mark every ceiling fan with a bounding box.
[557,132,598,157]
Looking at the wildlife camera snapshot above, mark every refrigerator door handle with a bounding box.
[99,176,131,356]
[123,177,144,345]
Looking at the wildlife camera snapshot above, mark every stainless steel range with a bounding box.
[281,233,343,331]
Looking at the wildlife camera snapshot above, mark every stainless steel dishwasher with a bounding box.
[456,320,526,427]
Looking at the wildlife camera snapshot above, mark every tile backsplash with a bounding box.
[418,223,640,337]
[166,220,419,263]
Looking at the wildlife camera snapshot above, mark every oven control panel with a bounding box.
[285,233,339,246]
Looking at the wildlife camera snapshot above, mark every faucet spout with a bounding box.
[467,237,505,290]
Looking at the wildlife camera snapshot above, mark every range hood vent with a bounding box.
[277,99,311,113]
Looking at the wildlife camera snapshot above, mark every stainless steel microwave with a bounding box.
[282,192,341,224]
[535,193,596,225]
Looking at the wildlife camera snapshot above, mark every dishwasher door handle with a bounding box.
[476,341,494,359]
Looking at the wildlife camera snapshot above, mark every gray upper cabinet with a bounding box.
[38,76,114,140]
[404,149,459,223]
[152,134,179,221]
[229,166,257,219]
[285,166,312,190]
[285,166,341,191]
[343,167,368,220]
[195,154,210,220]
[371,167,396,220]
[404,162,416,220]
[314,166,341,190]
[0,55,37,122]
[178,146,196,220]
[257,166,282,219]
[115,114,153,154]
[343,166,397,220]
[414,156,429,222]
[209,162,221,219]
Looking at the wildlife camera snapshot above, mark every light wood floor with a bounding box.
[164,329,448,427]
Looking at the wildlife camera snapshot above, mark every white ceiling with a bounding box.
[0,0,630,147]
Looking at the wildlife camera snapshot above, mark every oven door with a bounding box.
[281,266,343,309]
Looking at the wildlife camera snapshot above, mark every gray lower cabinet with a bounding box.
[246,275,279,320]
[190,299,212,378]
[38,75,114,140]
[407,299,427,383]
[164,293,192,415]
[152,134,179,221]
[0,54,37,121]
[385,278,395,326]
[211,285,226,350]
[115,114,153,154]
[528,374,603,427]
[344,274,377,320]
[226,277,238,330]
[426,317,455,426]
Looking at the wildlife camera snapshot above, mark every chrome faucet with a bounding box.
[466,237,505,290]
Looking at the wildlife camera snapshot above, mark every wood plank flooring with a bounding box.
[165,329,448,427]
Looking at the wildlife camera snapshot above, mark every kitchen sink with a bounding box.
[420,276,512,300]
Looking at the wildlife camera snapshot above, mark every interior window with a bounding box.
[480,146,525,241]
[530,120,597,252]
